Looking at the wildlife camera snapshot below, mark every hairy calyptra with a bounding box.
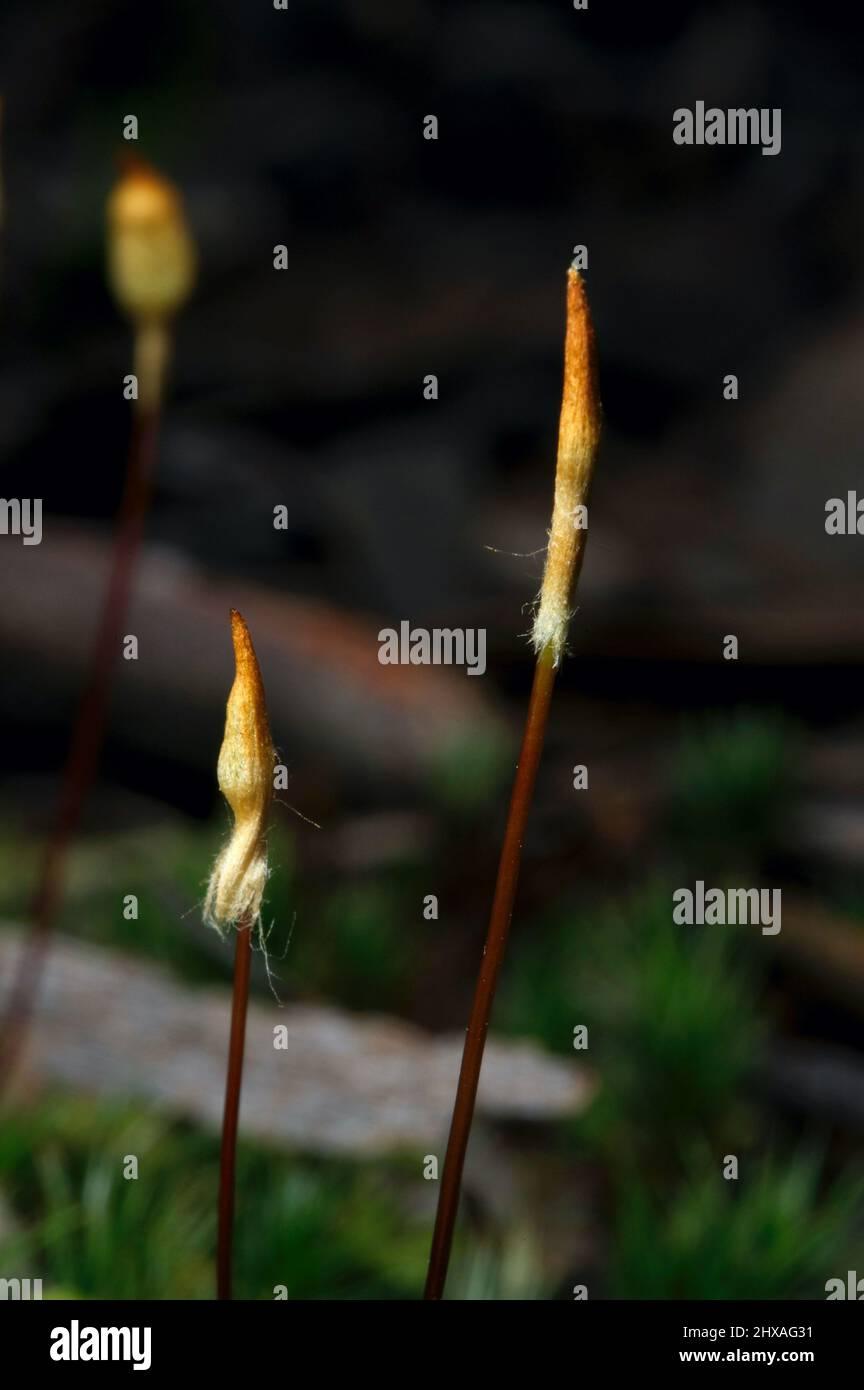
[532,265,601,664]
[205,611,275,935]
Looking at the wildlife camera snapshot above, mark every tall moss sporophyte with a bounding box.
[425,262,601,1299]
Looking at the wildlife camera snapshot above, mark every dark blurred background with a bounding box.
[1,0,863,1299]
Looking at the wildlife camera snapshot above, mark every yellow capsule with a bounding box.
[107,156,196,324]
[205,611,275,934]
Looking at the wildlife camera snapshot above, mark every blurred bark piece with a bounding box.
[0,928,594,1154]
[774,899,864,1018]
[787,799,864,870]
[0,526,502,787]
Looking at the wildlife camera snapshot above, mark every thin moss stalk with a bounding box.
[217,914,253,1300]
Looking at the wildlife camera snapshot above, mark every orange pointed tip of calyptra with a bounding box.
[229,609,263,683]
[561,269,600,445]
[226,609,270,738]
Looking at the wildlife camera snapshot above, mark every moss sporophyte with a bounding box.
[210,612,276,1300]
[424,265,601,1300]
[0,156,196,1089]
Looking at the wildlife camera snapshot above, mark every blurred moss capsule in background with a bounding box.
[106,155,196,411]
[107,154,196,322]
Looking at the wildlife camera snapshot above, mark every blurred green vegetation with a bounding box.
[426,724,513,817]
[0,820,228,985]
[444,1226,547,1300]
[666,710,796,871]
[0,1097,430,1299]
[608,1153,864,1300]
[1,707,862,1298]
[265,858,416,1012]
[499,884,761,1153]
[497,710,864,1296]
